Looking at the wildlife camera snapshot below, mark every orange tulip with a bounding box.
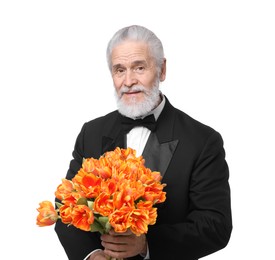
[55,178,74,201]
[136,201,158,225]
[59,204,73,224]
[128,208,150,235]
[144,182,167,204]
[94,192,114,216]
[36,201,58,227]
[82,157,97,173]
[71,204,94,231]
[101,179,117,194]
[109,206,132,233]
[81,174,102,198]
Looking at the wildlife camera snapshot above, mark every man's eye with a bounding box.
[134,66,145,73]
[115,68,125,74]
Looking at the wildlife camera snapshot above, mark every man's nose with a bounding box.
[123,69,138,87]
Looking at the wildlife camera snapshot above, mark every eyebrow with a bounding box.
[112,60,148,71]
[131,60,148,66]
[112,64,125,71]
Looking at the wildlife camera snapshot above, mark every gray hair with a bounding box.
[106,25,165,76]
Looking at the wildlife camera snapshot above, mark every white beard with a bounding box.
[114,81,161,118]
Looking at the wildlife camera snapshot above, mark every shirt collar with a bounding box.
[140,93,165,121]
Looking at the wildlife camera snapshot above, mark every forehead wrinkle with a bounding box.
[112,60,148,70]
[111,41,152,68]
[112,52,147,63]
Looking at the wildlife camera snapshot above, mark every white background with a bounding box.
[1,0,274,259]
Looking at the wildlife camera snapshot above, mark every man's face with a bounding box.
[111,40,161,108]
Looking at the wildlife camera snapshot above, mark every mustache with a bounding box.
[119,85,146,96]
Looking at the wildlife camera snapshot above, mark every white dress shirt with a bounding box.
[127,96,165,155]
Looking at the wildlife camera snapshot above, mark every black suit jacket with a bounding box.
[55,97,232,260]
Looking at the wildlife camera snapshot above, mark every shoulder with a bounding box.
[73,110,120,158]
[78,110,119,137]
[85,110,118,126]
[164,97,217,136]
[164,97,223,147]
[176,108,215,135]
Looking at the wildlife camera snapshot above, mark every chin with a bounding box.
[122,93,144,104]
[118,97,157,118]
[115,82,161,118]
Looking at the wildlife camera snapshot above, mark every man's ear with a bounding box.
[160,58,166,82]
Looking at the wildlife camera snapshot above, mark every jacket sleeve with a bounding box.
[147,131,232,260]
[54,123,103,260]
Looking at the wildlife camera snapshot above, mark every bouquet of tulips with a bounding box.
[36,147,166,236]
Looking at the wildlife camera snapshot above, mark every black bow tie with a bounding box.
[121,114,156,133]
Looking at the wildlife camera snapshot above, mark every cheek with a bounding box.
[112,78,122,91]
[142,76,156,88]
[140,71,158,86]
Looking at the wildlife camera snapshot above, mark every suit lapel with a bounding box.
[101,113,126,154]
[142,97,179,178]
[142,132,178,178]
[102,130,126,153]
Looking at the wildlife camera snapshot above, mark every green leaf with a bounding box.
[98,216,109,226]
[105,220,112,234]
[87,200,94,209]
[77,197,88,205]
[98,216,111,234]
[90,220,104,234]
[55,202,63,209]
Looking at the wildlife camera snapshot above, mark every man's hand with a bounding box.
[100,229,147,259]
